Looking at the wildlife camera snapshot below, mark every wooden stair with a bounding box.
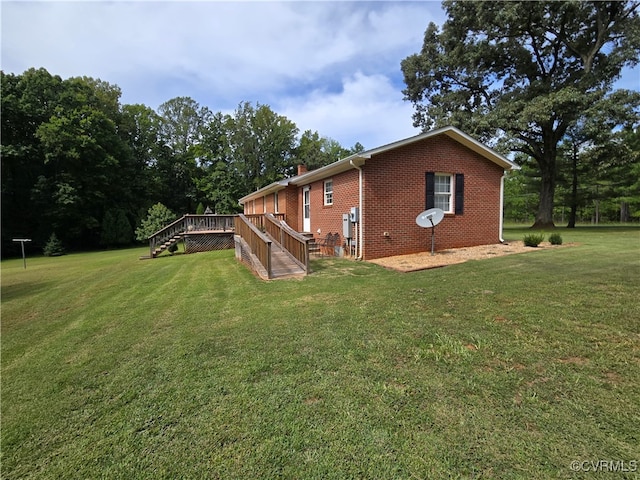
[152,233,183,258]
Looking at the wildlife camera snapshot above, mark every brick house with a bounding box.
[239,126,519,260]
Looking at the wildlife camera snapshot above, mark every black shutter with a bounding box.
[455,173,464,215]
[425,172,435,209]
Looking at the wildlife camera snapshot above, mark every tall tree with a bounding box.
[295,130,354,171]
[1,68,62,253]
[554,89,639,226]
[34,76,130,247]
[119,104,165,216]
[194,112,243,214]
[226,102,298,193]
[616,127,640,220]
[402,1,640,228]
[155,97,211,213]
[157,96,211,157]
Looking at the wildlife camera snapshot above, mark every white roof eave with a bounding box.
[238,179,290,205]
[238,126,518,204]
[289,155,367,186]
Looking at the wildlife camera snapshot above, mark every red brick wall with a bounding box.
[243,135,505,260]
[297,170,360,248]
[282,188,299,231]
[243,189,297,228]
[362,135,504,259]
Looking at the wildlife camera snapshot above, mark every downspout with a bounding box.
[350,159,364,260]
[499,171,506,243]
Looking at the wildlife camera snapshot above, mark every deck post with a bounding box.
[266,242,272,279]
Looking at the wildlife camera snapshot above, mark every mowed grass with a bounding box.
[2,226,639,479]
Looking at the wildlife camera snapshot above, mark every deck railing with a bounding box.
[184,214,235,232]
[236,214,272,278]
[148,214,236,257]
[265,213,310,273]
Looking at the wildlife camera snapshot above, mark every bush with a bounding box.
[43,233,65,256]
[101,209,133,247]
[548,233,563,245]
[135,203,177,242]
[523,233,545,247]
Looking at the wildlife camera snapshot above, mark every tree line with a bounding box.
[4,2,640,257]
[1,68,363,255]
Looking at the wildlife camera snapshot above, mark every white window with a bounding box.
[324,180,333,206]
[274,191,279,213]
[434,174,453,213]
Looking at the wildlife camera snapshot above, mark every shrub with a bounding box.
[101,209,133,247]
[43,233,65,256]
[135,203,177,242]
[548,233,563,245]
[523,233,545,247]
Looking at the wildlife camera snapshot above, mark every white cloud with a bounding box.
[2,1,440,147]
[6,1,636,150]
[279,71,419,149]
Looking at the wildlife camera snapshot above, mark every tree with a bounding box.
[402,1,640,228]
[157,96,211,157]
[553,89,640,226]
[193,111,243,214]
[503,165,539,223]
[135,203,177,242]
[119,103,165,211]
[34,76,129,247]
[296,130,354,171]
[1,68,63,253]
[225,102,299,193]
[616,127,640,220]
[155,97,211,214]
[100,209,133,247]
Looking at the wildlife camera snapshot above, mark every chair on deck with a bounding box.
[316,233,339,257]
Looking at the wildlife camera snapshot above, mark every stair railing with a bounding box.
[236,214,272,278]
[148,216,187,257]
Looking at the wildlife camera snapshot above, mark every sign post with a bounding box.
[12,238,32,269]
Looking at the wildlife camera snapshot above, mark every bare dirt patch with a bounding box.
[369,241,576,272]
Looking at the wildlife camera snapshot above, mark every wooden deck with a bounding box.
[146,214,310,280]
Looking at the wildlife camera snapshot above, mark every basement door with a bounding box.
[303,186,311,232]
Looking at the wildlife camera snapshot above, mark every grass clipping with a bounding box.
[370,241,574,272]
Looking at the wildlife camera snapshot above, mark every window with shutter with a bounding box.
[425,172,435,209]
[426,172,463,214]
[455,173,464,215]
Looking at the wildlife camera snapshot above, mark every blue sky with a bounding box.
[2,1,638,150]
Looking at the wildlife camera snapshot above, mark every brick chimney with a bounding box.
[297,164,308,176]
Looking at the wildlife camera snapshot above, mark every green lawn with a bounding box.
[2,226,639,479]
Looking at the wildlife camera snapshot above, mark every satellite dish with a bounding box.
[415,208,444,256]
[416,208,444,228]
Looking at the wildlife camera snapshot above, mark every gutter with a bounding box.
[499,172,506,243]
[350,159,364,260]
